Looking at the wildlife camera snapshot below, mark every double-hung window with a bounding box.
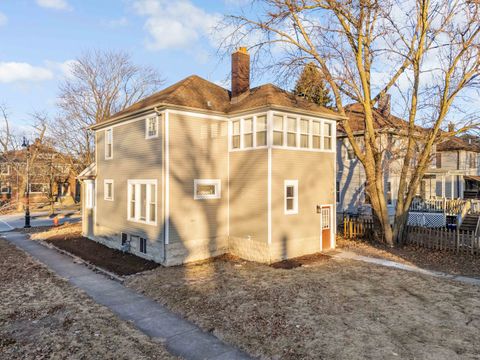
[104,180,114,201]
[0,163,9,175]
[105,128,113,159]
[243,118,253,148]
[287,117,297,147]
[146,116,159,139]
[232,120,240,149]
[256,115,267,146]
[284,180,298,215]
[273,115,284,146]
[300,119,309,148]
[0,182,10,194]
[128,180,157,225]
[323,122,332,150]
[312,120,321,149]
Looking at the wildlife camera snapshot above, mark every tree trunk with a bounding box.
[392,212,409,245]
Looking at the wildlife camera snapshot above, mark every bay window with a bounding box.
[232,120,240,149]
[287,117,297,147]
[243,118,253,148]
[256,115,267,146]
[312,120,321,149]
[324,122,332,150]
[273,115,284,146]
[300,119,309,148]
[128,180,157,225]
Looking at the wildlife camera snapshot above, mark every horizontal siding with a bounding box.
[95,118,164,260]
[167,114,229,264]
[271,149,335,260]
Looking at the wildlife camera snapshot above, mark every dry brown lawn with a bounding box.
[127,255,480,360]
[0,239,176,360]
[337,236,480,278]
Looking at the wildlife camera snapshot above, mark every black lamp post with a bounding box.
[22,137,31,228]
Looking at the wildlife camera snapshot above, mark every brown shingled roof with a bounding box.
[338,103,419,134]
[437,136,480,153]
[105,75,339,123]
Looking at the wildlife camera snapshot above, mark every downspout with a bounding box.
[155,106,167,265]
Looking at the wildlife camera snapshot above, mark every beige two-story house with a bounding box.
[79,48,342,266]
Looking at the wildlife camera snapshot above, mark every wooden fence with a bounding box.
[342,217,375,240]
[341,217,480,255]
[406,227,480,254]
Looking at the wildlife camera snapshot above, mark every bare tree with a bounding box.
[52,49,164,174]
[0,104,13,153]
[221,0,480,245]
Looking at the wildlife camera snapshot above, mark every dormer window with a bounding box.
[146,116,159,139]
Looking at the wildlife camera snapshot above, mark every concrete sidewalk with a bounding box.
[3,231,252,360]
[333,250,480,286]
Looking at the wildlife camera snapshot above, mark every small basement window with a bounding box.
[284,180,298,215]
[194,179,221,200]
[121,233,128,246]
[139,237,147,254]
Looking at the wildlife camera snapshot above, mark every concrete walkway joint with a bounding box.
[2,231,252,360]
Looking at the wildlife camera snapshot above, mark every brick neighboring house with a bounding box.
[0,142,79,209]
[79,48,343,266]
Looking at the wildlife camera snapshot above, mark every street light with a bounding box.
[22,137,31,228]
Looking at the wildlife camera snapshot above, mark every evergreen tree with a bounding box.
[293,63,332,107]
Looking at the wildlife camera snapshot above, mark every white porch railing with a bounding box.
[409,198,467,215]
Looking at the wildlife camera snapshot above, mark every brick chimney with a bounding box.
[448,122,455,132]
[231,47,250,99]
[378,93,391,116]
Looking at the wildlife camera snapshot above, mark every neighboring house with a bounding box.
[80,48,343,266]
[336,97,429,218]
[424,133,480,199]
[0,142,79,208]
[337,99,480,219]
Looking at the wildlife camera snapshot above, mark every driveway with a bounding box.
[0,210,81,232]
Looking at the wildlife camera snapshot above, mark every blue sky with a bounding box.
[0,0,253,132]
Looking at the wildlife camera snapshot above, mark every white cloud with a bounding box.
[103,17,129,28]
[36,0,72,11]
[0,62,54,83]
[0,12,7,26]
[132,0,220,50]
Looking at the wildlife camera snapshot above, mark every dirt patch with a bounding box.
[337,235,480,277]
[0,238,176,359]
[31,223,159,276]
[127,253,480,360]
[271,252,330,269]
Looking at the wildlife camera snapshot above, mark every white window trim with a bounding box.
[229,113,269,152]
[1,183,10,194]
[127,179,158,226]
[105,128,113,160]
[0,164,10,176]
[104,179,114,201]
[29,183,47,194]
[228,112,337,153]
[284,179,298,215]
[145,116,159,139]
[194,179,221,200]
